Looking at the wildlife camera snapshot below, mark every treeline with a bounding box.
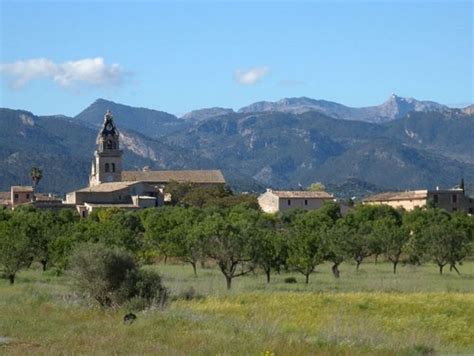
[0,196,473,288]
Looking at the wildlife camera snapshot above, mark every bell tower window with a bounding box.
[112,163,116,172]
[106,140,113,149]
[105,163,110,172]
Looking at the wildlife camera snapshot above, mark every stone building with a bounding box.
[363,188,474,213]
[66,110,225,215]
[258,189,335,214]
[0,186,67,210]
[10,186,33,207]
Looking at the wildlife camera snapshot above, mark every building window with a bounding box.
[469,208,473,214]
[106,140,113,149]
[305,199,308,206]
[288,199,291,206]
[112,163,116,172]
[452,207,457,212]
[14,193,18,201]
[433,194,438,204]
[105,163,110,172]
[26,194,30,199]
[452,194,457,203]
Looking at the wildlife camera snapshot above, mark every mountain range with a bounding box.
[237,94,449,123]
[0,95,473,199]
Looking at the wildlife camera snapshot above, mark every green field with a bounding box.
[1,261,473,355]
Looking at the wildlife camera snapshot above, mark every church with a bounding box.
[65,110,225,216]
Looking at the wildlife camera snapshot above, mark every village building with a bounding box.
[363,188,474,213]
[258,189,335,214]
[0,186,67,210]
[10,186,33,206]
[65,110,225,216]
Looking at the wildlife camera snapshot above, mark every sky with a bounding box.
[0,1,472,117]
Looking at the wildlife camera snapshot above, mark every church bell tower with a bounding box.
[89,110,123,186]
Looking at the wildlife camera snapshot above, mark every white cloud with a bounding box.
[234,66,269,85]
[0,57,125,89]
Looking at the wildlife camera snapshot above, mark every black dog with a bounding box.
[123,313,137,324]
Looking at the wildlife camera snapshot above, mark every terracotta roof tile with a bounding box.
[75,182,137,193]
[121,170,225,184]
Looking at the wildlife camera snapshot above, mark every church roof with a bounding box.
[75,181,138,193]
[121,170,226,184]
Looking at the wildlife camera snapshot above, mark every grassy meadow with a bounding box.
[1,261,474,355]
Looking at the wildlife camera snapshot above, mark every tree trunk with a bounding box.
[332,263,340,278]
[225,275,232,290]
[393,261,398,274]
[451,263,461,276]
[265,269,271,283]
[439,264,444,275]
[163,255,168,264]
[375,254,379,265]
[305,274,309,284]
[191,261,197,277]
[8,274,15,285]
[356,259,361,271]
[41,259,47,272]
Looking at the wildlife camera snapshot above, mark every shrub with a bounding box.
[69,243,166,309]
[284,277,297,284]
[119,269,168,309]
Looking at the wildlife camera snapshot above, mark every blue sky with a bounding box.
[0,1,472,117]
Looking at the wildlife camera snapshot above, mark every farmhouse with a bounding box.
[65,110,225,215]
[363,188,474,213]
[258,189,335,214]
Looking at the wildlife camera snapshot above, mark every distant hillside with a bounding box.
[75,99,189,138]
[181,107,235,122]
[238,94,448,123]
[164,110,474,190]
[383,110,474,164]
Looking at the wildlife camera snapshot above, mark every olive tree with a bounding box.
[198,205,257,289]
[0,221,34,284]
[287,204,339,283]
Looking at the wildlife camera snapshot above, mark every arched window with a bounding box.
[106,140,113,149]
[112,163,116,172]
[105,163,110,172]
[112,141,117,149]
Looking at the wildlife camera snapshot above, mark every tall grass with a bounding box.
[0,262,473,354]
